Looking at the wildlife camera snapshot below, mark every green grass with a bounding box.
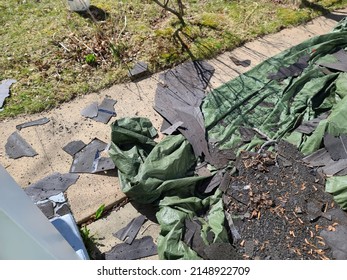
[1,0,347,119]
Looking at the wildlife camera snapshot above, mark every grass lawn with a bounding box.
[1,0,347,119]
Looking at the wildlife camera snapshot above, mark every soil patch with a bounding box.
[222,140,346,260]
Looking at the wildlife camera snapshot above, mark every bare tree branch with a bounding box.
[152,0,186,26]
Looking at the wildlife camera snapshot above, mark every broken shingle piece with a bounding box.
[25,173,79,203]
[239,126,256,143]
[93,156,116,173]
[15,117,50,131]
[209,145,236,169]
[62,140,86,156]
[318,49,347,72]
[320,225,347,260]
[183,218,214,259]
[81,102,98,118]
[69,138,115,173]
[5,131,38,159]
[161,121,184,135]
[295,112,329,135]
[128,61,150,81]
[105,236,157,260]
[230,56,251,67]
[268,54,310,81]
[93,98,117,124]
[55,204,71,216]
[324,133,347,161]
[81,98,117,124]
[113,215,146,244]
[321,159,347,176]
[302,148,334,167]
[154,61,215,162]
[198,170,224,194]
[36,200,55,219]
[0,79,16,111]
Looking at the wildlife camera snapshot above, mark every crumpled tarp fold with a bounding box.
[109,117,228,259]
[202,18,347,209]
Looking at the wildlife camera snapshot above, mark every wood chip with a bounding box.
[328,225,336,231]
[315,225,323,231]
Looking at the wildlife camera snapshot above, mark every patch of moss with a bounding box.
[197,13,224,29]
[155,27,175,38]
[277,7,312,26]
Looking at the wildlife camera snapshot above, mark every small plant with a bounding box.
[80,225,97,259]
[95,204,105,220]
[80,225,93,242]
[85,53,97,65]
[109,42,127,63]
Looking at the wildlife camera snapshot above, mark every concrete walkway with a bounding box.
[1,8,347,259]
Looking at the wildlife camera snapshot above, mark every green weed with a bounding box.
[94,204,105,220]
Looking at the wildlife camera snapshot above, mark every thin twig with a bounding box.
[59,42,71,52]
[116,15,127,43]
[258,140,277,154]
[140,222,156,235]
[252,127,272,141]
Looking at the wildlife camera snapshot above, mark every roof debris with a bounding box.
[230,56,251,67]
[16,117,50,131]
[161,121,184,135]
[295,112,329,135]
[268,54,310,81]
[128,61,150,81]
[36,200,55,219]
[154,60,214,162]
[183,218,213,259]
[63,140,86,156]
[25,173,79,203]
[320,225,347,259]
[5,131,38,159]
[105,236,157,260]
[81,98,117,124]
[69,138,115,173]
[218,140,343,259]
[93,98,117,124]
[318,49,347,72]
[302,133,347,177]
[81,102,98,118]
[324,133,347,160]
[113,215,146,244]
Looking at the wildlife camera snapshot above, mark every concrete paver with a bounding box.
[86,202,160,259]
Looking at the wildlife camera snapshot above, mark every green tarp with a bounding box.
[109,117,228,259]
[110,18,347,259]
